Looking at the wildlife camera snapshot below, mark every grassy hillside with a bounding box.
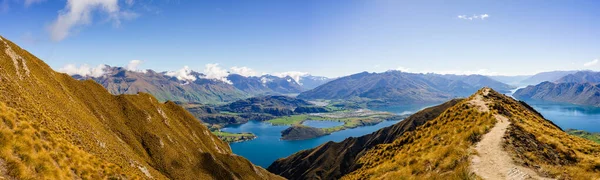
[343,88,600,179]
[268,99,462,180]
[567,129,600,144]
[344,89,498,179]
[0,36,281,179]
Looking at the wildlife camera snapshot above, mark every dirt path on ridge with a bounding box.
[469,89,552,180]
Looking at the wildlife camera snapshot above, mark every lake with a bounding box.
[222,100,600,168]
[507,91,600,133]
[222,104,429,168]
[520,100,600,133]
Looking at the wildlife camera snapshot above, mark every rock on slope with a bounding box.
[271,87,600,179]
[0,36,281,179]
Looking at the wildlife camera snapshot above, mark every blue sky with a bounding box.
[0,0,599,77]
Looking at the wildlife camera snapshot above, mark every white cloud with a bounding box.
[396,66,410,72]
[165,66,197,82]
[48,0,138,41]
[126,59,142,71]
[583,59,598,67]
[230,66,258,77]
[272,71,308,84]
[59,64,107,77]
[458,14,490,20]
[203,63,232,84]
[480,14,489,20]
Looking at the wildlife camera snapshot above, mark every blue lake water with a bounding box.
[301,120,344,128]
[222,104,429,168]
[520,100,600,133]
[222,98,600,168]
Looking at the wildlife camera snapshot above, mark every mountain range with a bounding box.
[297,71,514,106]
[513,71,600,106]
[75,66,331,104]
[181,95,329,128]
[0,36,281,179]
[2,34,600,179]
[269,88,600,179]
[518,70,579,85]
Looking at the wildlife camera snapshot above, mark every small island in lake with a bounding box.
[281,125,328,140]
[273,109,408,140]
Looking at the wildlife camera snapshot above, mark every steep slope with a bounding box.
[227,74,274,95]
[555,71,600,84]
[298,71,513,105]
[297,71,451,104]
[0,36,281,179]
[513,81,600,106]
[343,88,599,179]
[268,99,462,180]
[272,87,600,179]
[227,74,306,95]
[79,66,248,104]
[259,75,304,94]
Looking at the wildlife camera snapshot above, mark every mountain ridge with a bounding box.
[0,36,282,179]
[268,98,462,179]
[297,71,514,105]
[74,66,330,105]
[270,87,600,179]
[513,81,600,106]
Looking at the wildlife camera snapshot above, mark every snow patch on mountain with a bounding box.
[165,66,197,81]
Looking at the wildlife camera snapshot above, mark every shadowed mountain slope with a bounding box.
[267,99,462,180]
[519,70,579,85]
[555,71,600,84]
[0,36,281,179]
[513,81,600,106]
[271,87,600,179]
[298,71,513,105]
[78,66,249,104]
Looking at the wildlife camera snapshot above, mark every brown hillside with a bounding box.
[267,99,462,179]
[0,36,282,179]
[343,88,600,179]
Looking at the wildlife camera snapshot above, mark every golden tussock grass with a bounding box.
[485,91,600,179]
[0,36,282,179]
[343,89,496,179]
[0,102,128,179]
[343,88,600,179]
